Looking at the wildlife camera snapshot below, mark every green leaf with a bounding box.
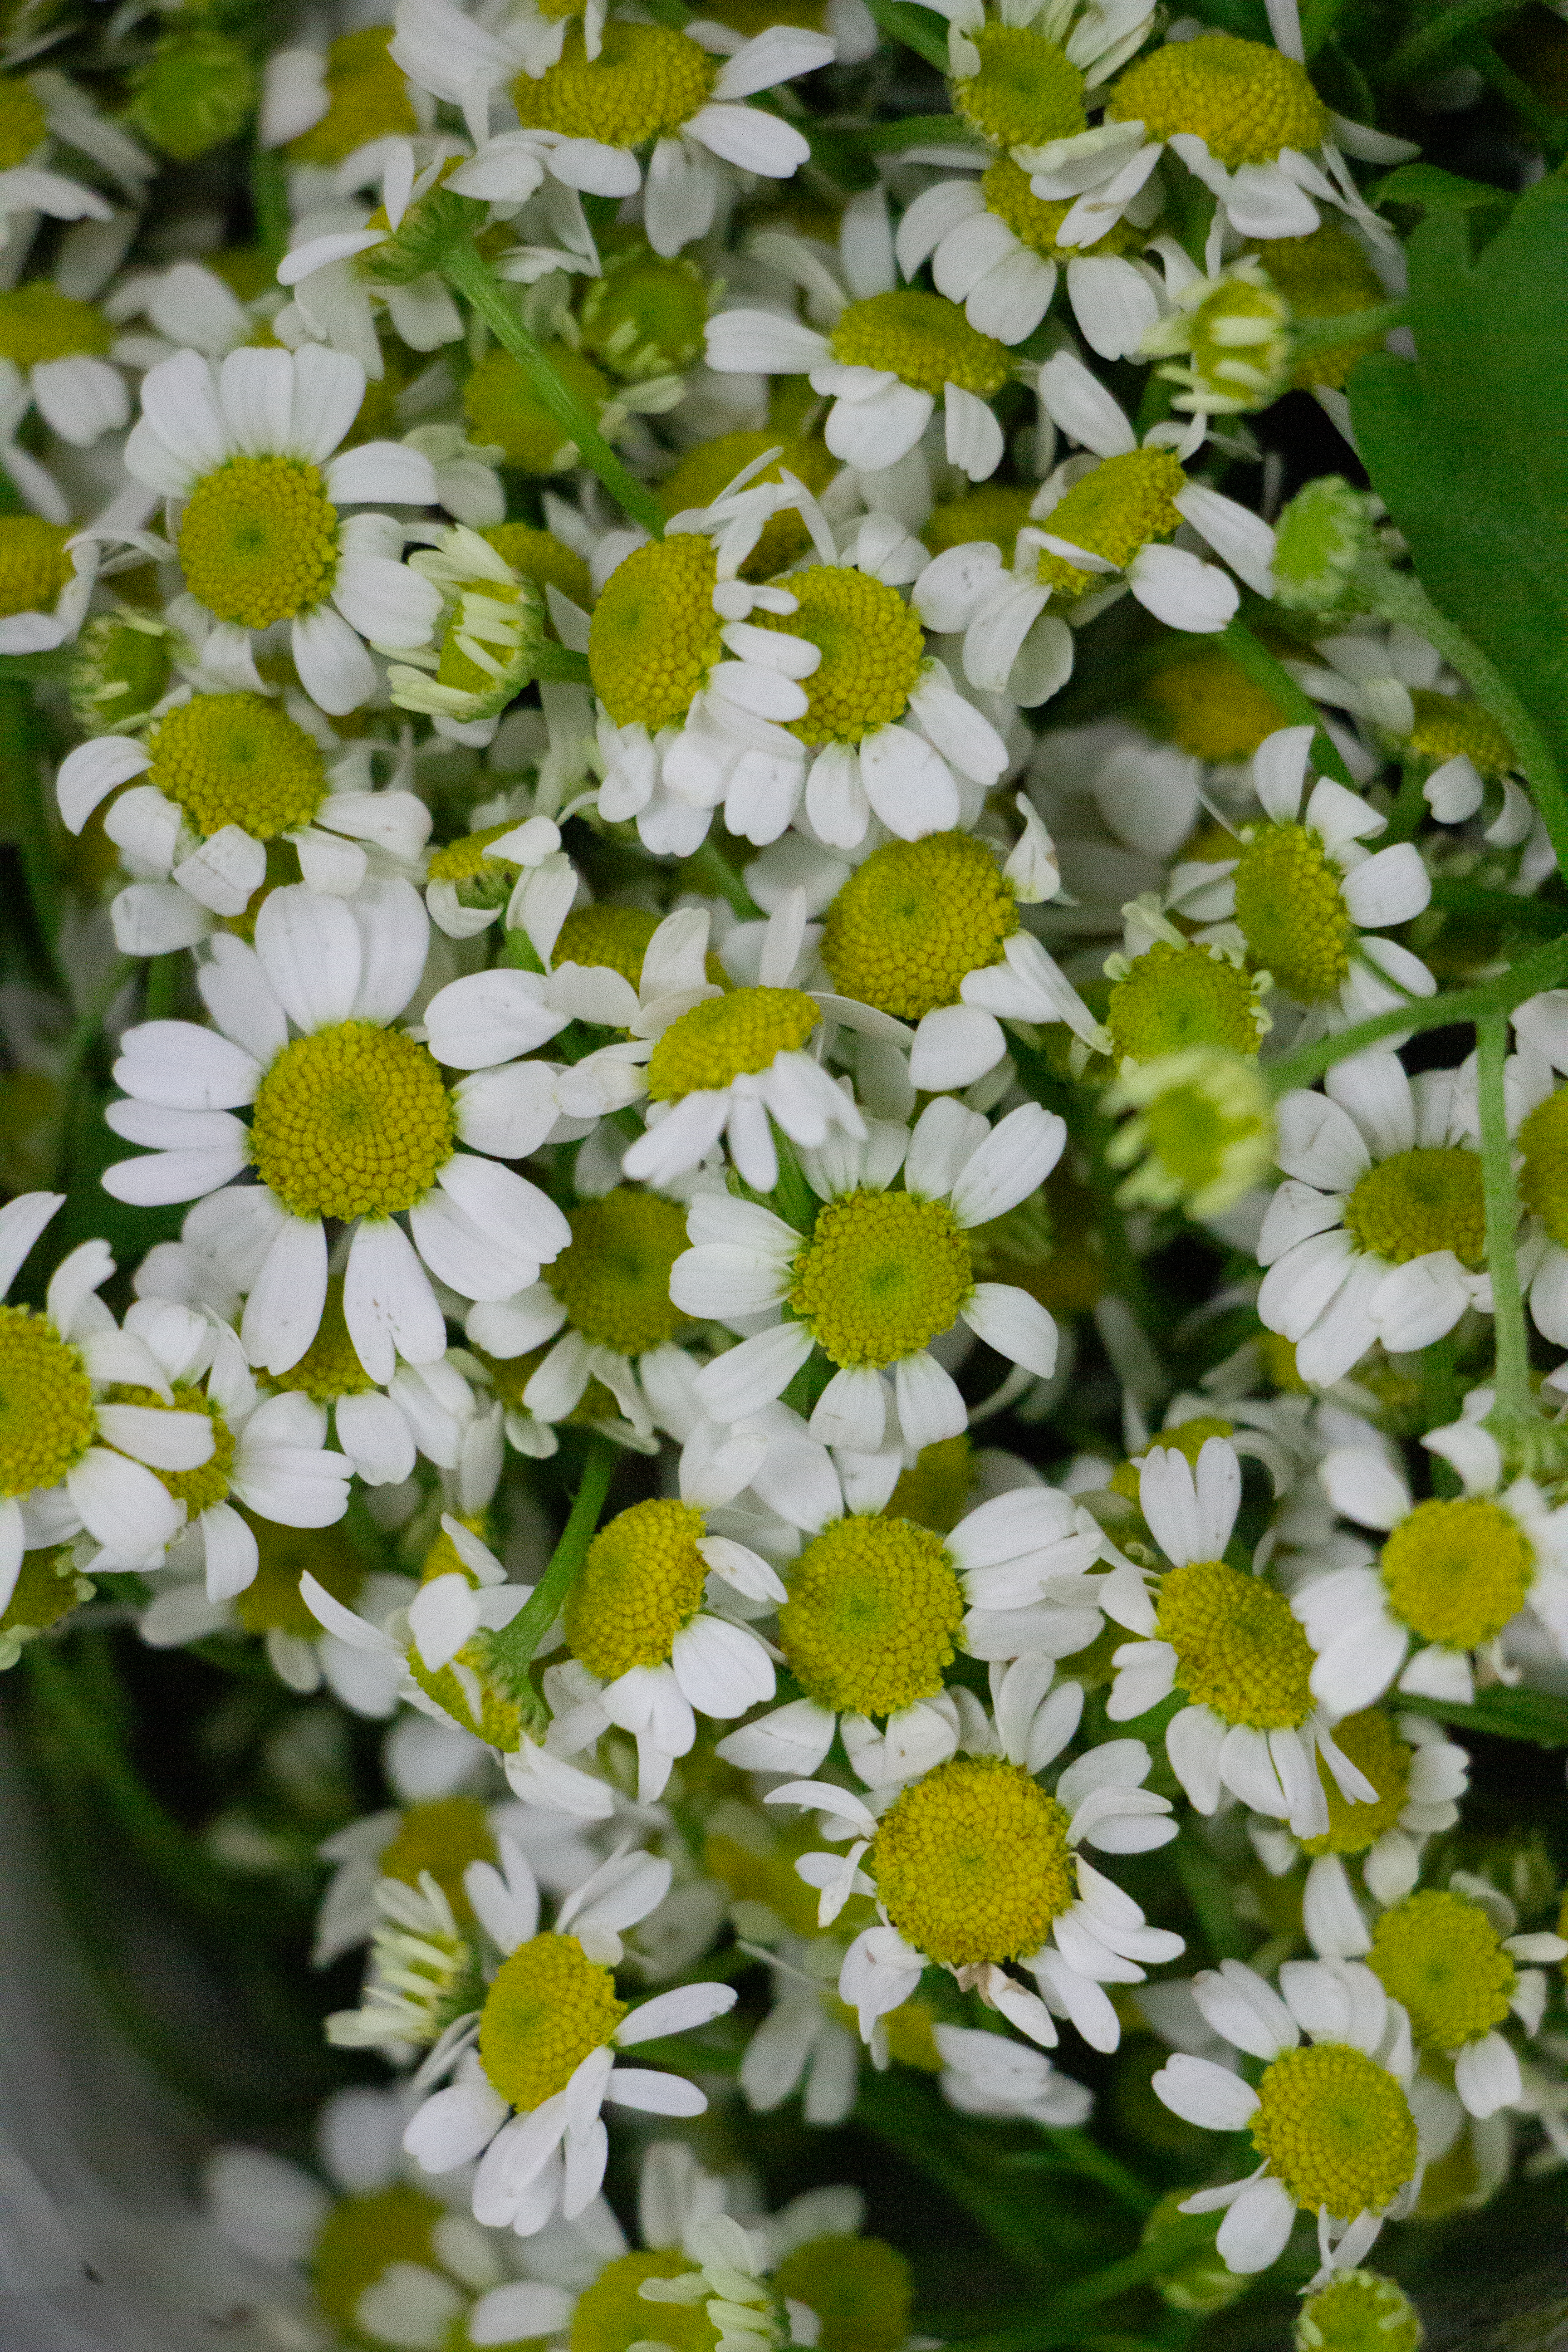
[1401,1686,1568,1748]
[1371,162,1513,216]
[1348,175,1568,807]
[862,0,950,70]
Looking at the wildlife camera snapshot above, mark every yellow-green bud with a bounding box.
[129,30,257,159]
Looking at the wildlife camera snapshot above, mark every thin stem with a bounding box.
[1292,299,1407,355]
[1029,2126,1158,2215]
[682,835,761,920]
[250,144,291,273]
[486,1435,617,1695]
[441,241,668,543]
[1382,759,1428,845]
[1219,620,1354,788]
[935,2240,1178,2349]
[1476,1010,1534,1424]
[55,953,135,1185]
[1263,931,1568,1097]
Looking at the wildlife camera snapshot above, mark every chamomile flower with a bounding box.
[387,524,551,743]
[913,354,1274,706]
[706,189,1015,482]
[0,242,140,464]
[936,2020,1095,2126]
[1299,1413,1568,1711]
[1105,1436,1376,1839]
[712,1428,1106,1785]
[0,509,102,653]
[1152,1955,1422,2276]
[122,343,443,716]
[674,1093,1068,1450]
[0,66,152,229]
[769,1660,1181,2052]
[102,878,572,1382]
[275,145,471,382]
[1259,1049,1490,1389]
[1505,990,1568,1348]
[401,1839,738,2234]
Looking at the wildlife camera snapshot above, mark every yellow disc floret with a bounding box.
[820,831,1017,1018]
[477,1930,627,2111]
[1231,821,1353,1001]
[564,1497,709,1680]
[146,692,327,840]
[981,155,1141,258]
[310,2182,445,2336]
[379,1794,497,1921]
[790,1190,973,1369]
[0,283,112,365]
[0,78,48,168]
[779,1514,965,1717]
[1368,1888,1515,2050]
[0,515,73,617]
[1249,2041,1417,2216]
[1518,1085,1568,1246]
[1295,2270,1425,2352]
[1034,448,1186,599]
[922,482,1036,563]
[107,1381,230,1513]
[570,2249,717,2352]
[407,1635,525,1749]
[555,903,662,989]
[287,28,419,166]
[1250,227,1387,391]
[179,456,339,629]
[463,341,612,474]
[483,519,593,612]
[1107,941,1265,1062]
[1107,34,1331,169]
[546,1187,690,1354]
[868,1754,1076,1965]
[1155,1556,1315,1730]
[774,2235,913,2352]
[1137,646,1283,763]
[590,533,724,732]
[511,23,718,147]
[952,25,1088,150]
[0,1307,95,1496]
[1405,688,1513,780]
[646,985,818,1098]
[263,1276,377,1401]
[658,430,834,578]
[249,1021,456,1221]
[886,1433,973,1533]
[830,289,1011,398]
[1342,1147,1487,1269]
[757,564,924,747]
[1377,1497,1533,1650]
[1301,1708,1412,1857]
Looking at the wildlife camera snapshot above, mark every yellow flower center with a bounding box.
[1107,33,1330,169]
[1368,1887,1515,2051]
[511,22,718,147]
[1378,1497,1534,1650]
[1342,1146,1487,1269]
[952,26,1088,150]
[981,155,1141,257]
[1295,2270,1424,2352]
[407,1636,526,1749]
[232,1517,364,1637]
[1300,1707,1412,1857]
[755,563,925,747]
[107,1382,232,1514]
[570,2249,716,2352]
[379,1794,498,1923]
[1518,1085,1568,1247]
[791,1189,973,1370]
[1155,1556,1315,1730]
[1251,226,1386,391]
[589,532,724,733]
[179,456,339,630]
[1249,2041,1417,2217]
[1034,447,1186,598]
[146,691,327,841]
[262,1276,376,1401]
[555,902,662,988]
[773,2235,913,2352]
[581,239,710,382]
[478,1930,626,2112]
[922,482,1036,564]
[546,1186,690,1354]
[0,77,47,168]
[483,519,593,611]
[885,1433,974,1534]
[463,341,612,474]
[645,985,819,1098]
[310,2183,446,2336]
[0,283,112,366]
[564,1496,709,1680]
[249,1021,456,1221]
[426,820,530,909]
[830,289,1011,399]
[0,1306,95,1498]
[1137,646,1283,762]
[1107,941,1264,1063]
[1404,687,1513,779]
[820,830,1017,1017]
[779,1514,965,1717]
[657,428,834,579]
[0,515,72,617]
[1230,820,1353,1001]
[868,1754,1076,1965]
[287,27,419,166]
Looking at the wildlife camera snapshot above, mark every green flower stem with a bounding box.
[1264,930,1568,1098]
[863,0,950,69]
[0,676,66,988]
[681,835,761,920]
[1427,877,1568,936]
[1218,619,1354,788]
[1291,299,1408,356]
[486,1433,617,1696]
[1021,2126,1159,2215]
[55,953,135,1186]
[441,240,669,544]
[1476,1009,1534,1425]
[250,142,290,272]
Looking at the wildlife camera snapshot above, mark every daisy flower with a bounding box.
[1104,1436,1376,1839]
[769,1658,1182,2053]
[936,2020,1094,2127]
[314,1787,589,1967]
[0,1191,220,1611]
[1298,1411,1568,1711]
[1151,1955,1422,2276]
[393,0,832,255]
[673,1093,1069,1451]
[122,343,444,716]
[275,145,470,382]
[57,685,433,949]
[0,66,152,231]
[1258,1047,1490,1389]
[401,1839,738,2235]
[101,878,573,1382]
[913,353,1274,707]
[0,509,103,654]
[0,231,142,475]
[711,1425,1106,1786]
[706,189,1016,483]
[1506,990,1568,1348]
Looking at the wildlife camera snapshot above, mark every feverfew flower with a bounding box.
[1507,990,1568,1348]
[0,67,152,230]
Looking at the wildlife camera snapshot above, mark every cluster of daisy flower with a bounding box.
[5,0,1568,2341]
